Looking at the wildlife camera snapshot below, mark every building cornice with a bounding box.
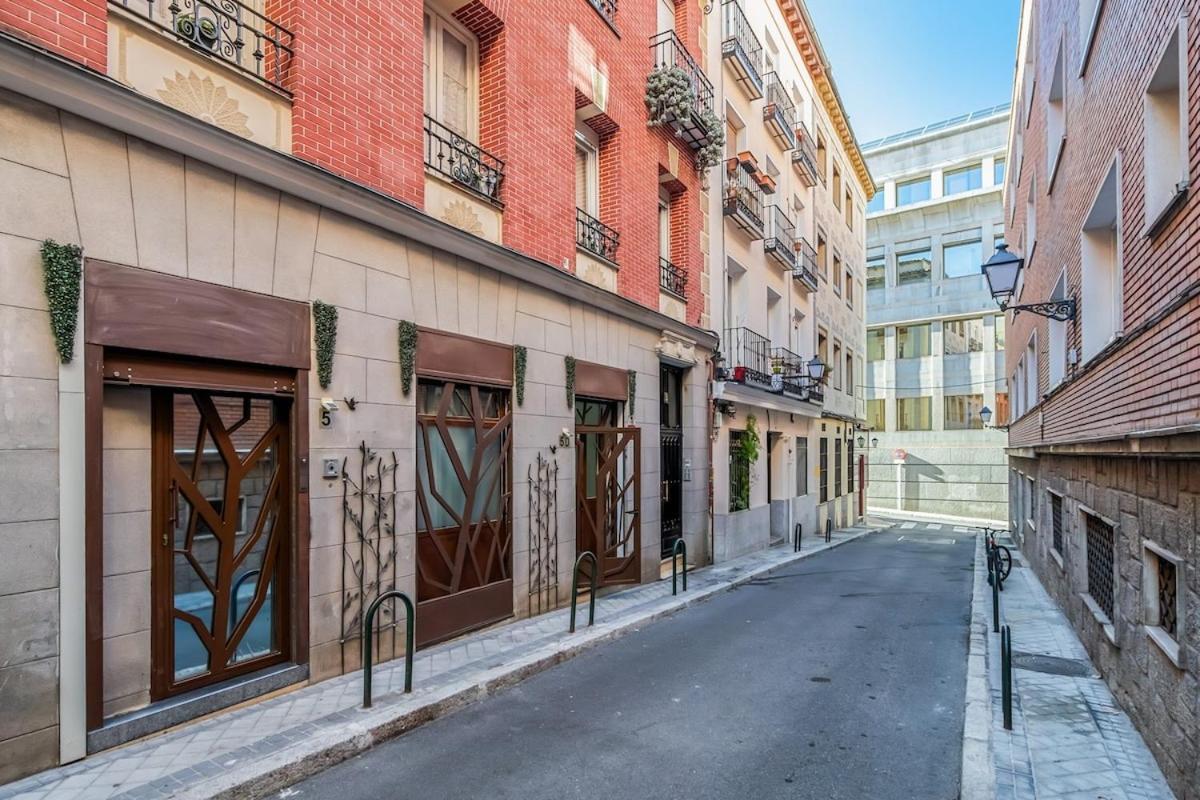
[774,0,874,200]
[0,33,717,351]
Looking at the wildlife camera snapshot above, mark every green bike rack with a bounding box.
[362,589,414,708]
[671,538,687,595]
[570,551,597,633]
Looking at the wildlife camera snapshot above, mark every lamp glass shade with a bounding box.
[981,243,1022,303]
[980,405,993,426]
[856,435,865,447]
[807,356,826,382]
[871,438,879,447]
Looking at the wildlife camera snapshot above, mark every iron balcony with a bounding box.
[723,162,765,239]
[764,205,797,270]
[723,327,772,389]
[769,347,821,402]
[586,0,617,28]
[649,30,716,150]
[762,72,797,150]
[792,121,819,187]
[721,0,763,100]
[793,238,819,292]
[576,208,620,263]
[659,256,688,299]
[424,115,505,206]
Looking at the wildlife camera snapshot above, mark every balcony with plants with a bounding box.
[769,347,822,403]
[723,158,765,239]
[762,72,796,150]
[647,30,723,172]
[792,120,819,187]
[764,205,797,270]
[721,0,763,100]
[722,327,772,390]
[793,238,819,292]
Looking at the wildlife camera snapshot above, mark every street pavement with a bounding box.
[291,523,975,800]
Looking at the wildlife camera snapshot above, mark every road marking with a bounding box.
[900,522,916,529]
[927,523,942,530]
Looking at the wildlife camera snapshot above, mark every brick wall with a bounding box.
[0,0,105,70]
[1005,0,1200,448]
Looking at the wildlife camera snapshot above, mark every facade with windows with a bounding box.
[708,0,870,560]
[861,107,1009,522]
[0,0,722,782]
[1003,1,1200,793]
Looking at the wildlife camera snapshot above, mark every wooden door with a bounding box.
[575,398,641,586]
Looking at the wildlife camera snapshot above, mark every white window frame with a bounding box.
[1142,539,1184,667]
[575,129,600,216]
[1078,0,1105,75]
[1045,35,1067,190]
[1048,268,1068,388]
[1024,331,1038,413]
[1080,153,1124,363]
[424,8,479,140]
[1143,16,1190,236]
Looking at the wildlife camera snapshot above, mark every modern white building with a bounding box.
[861,105,1010,524]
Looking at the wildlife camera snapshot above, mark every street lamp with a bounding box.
[980,406,993,426]
[981,243,1076,321]
[807,356,826,382]
[871,437,879,448]
[856,434,865,448]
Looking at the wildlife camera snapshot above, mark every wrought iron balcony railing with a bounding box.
[762,72,796,149]
[764,205,797,270]
[793,238,819,291]
[723,162,765,239]
[587,0,617,28]
[659,257,687,298]
[110,0,293,93]
[792,121,819,187]
[721,0,763,99]
[723,327,772,387]
[648,30,716,150]
[577,208,620,262]
[770,347,824,402]
[424,115,505,206]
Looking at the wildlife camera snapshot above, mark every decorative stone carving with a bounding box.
[656,329,699,366]
[157,70,253,137]
[442,199,485,236]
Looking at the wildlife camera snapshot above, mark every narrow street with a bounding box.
[291,523,974,800]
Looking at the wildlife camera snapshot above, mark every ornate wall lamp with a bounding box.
[981,244,1076,321]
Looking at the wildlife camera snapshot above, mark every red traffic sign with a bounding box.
[893,448,907,461]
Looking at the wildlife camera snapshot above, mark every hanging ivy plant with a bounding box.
[695,113,726,174]
[627,369,637,418]
[514,345,527,407]
[740,413,762,465]
[40,240,83,364]
[645,65,695,130]
[312,300,338,390]
[398,320,418,397]
[565,355,576,408]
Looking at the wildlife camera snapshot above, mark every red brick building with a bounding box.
[1003,0,1200,793]
[0,0,727,780]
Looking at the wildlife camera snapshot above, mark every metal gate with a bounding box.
[575,425,642,586]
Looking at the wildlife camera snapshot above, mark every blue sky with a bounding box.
[805,0,1021,144]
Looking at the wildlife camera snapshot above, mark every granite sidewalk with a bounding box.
[961,532,1176,800]
[0,521,882,800]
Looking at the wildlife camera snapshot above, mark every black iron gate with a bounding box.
[660,365,684,558]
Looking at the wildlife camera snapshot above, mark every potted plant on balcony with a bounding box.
[756,172,777,194]
[770,357,784,392]
[175,13,220,50]
[646,65,695,133]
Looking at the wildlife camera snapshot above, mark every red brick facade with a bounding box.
[0,0,709,324]
[1005,0,1200,448]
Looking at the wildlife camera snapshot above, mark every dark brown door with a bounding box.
[659,365,684,558]
[152,389,291,698]
[414,381,513,648]
[575,399,641,586]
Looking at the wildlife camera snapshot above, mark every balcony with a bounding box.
[723,327,772,389]
[769,347,821,402]
[586,0,617,29]
[762,72,796,150]
[577,208,620,263]
[723,161,765,239]
[721,0,763,100]
[424,115,505,206]
[792,121,819,187]
[764,205,797,270]
[648,30,717,151]
[793,238,819,292]
[109,0,293,94]
[659,257,688,299]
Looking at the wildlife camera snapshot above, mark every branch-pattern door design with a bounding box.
[153,390,290,698]
[415,381,513,647]
[576,400,641,586]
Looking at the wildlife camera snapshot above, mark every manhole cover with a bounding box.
[1012,652,1094,677]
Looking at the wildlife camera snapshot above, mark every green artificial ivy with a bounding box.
[40,240,82,364]
[565,355,576,408]
[740,414,762,464]
[312,301,338,389]
[646,66,695,130]
[627,369,637,418]
[514,345,527,407]
[695,113,726,173]
[398,320,418,397]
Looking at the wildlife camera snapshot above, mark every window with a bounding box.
[993,157,1006,186]
[896,176,931,206]
[845,351,854,397]
[817,231,828,278]
[1085,512,1115,621]
[867,399,885,431]
[995,392,1009,425]
[1143,18,1189,233]
[943,164,982,196]
[832,165,842,209]
[944,318,985,354]
[424,10,477,137]
[575,133,599,215]
[896,324,931,358]
[845,272,854,308]
[1081,158,1122,361]
[832,343,842,390]
[1025,174,1037,255]
[896,249,932,285]
[658,194,671,260]
[867,329,885,361]
[834,438,843,497]
[1024,334,1038,411]
[657,0,675,32]
[867,189,884,213]
[943,239,983,279]
[833,253,842,294]
[819,437,828,502]
[845,191,853,228]
[897,397,933,431]
[1050,492,1063,556]
[847,437,855,494]
[944,394,984,430]
[816,130,828,182]
[995,315,1006,349]
[867,255,885,290]
[795,437,808,496]
[1079,0,1103,71]
[1048,272,1068,387]
[729,430,750,512]
[1046,39,1066,182]
[1027,476,1036,528]
[1143,541,1182,660]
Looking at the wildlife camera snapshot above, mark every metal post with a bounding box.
[570,551,598,633]
[793,523,802,553]
[671,538,687,595]
[825,517,832,543]
[992,556,1001,633]
[1001,624,1013,730]
[362,589,415,708]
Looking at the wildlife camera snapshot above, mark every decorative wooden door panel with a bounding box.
[575,415,641,587]
[152,389,291,698]
[414,381,513,648]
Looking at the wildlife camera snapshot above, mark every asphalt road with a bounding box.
[289,522,974,800]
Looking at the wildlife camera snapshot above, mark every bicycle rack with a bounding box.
[569,551,598,633]
[824,517,832,543]
[1001,624,1013,730]
[992,551,1001,633]
[671,538,687,596]
[361,589,414,708]
[229,568,261,630]
[793,523,802,553]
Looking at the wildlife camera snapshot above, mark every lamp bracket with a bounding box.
[1001,298,1076,322]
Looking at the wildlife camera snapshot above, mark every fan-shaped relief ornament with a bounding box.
[158,70,254,138]
[442,199,485,236]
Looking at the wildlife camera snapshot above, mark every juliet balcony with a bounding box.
[723,327,772,389]
[723,159,765,239]
[762,72,796,150]
[648,30,717,151]
[792,121,819,187]
[793,238,819,292]
[763,205,797,270]
[659,256,688,299]
[721,0,763,100]
[769,347,822,402]
[424,115,505,206]
[577,208,620,263]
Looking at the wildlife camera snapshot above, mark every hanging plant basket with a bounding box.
[40,240,82,364]
[312,300,338,390]
[398,320,417,397]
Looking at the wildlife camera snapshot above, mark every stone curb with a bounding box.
[959,533,996,800]
[180,529,878,799]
